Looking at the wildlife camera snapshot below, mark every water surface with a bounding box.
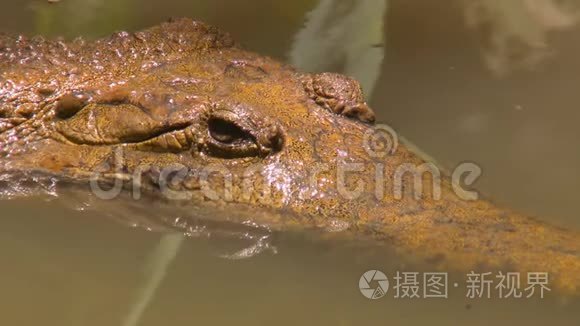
[1,0,579,325]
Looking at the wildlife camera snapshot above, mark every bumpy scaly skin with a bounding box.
[1,19,579,294]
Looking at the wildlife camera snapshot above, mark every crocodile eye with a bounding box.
[206,116,259,158]
[208,118,250,144]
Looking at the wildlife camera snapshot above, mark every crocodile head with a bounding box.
[3,19,580,293]
[0,18,406,229]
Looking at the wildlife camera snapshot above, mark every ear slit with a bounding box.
[54,94,87,120]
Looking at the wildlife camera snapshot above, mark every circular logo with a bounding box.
[363,124,399,158]
[359,270,389,299]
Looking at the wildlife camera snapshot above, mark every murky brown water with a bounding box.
[1,0,579,325]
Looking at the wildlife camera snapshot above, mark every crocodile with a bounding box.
[0,18,578,294]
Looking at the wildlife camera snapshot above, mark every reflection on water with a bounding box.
[464,0,580,76]
[289,0,387,96]
[2,194,579,325]
[1,0,579,325]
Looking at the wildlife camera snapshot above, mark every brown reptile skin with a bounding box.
[0,18,578,294]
